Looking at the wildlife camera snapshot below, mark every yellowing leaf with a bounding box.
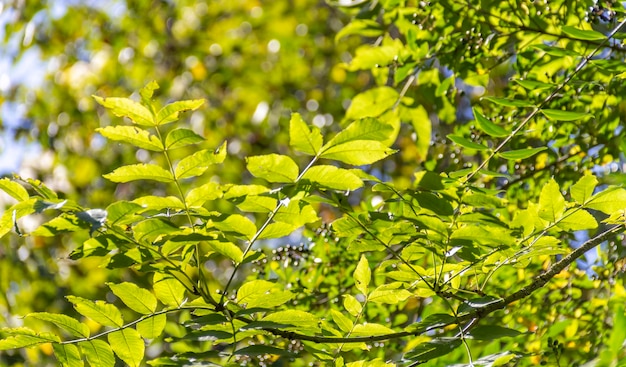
[93,96,154,126]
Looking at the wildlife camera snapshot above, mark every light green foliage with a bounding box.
[0,0,626,366]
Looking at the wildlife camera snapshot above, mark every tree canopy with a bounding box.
[1,0,626,366]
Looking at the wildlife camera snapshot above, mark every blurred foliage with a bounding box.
[0,0,625,366]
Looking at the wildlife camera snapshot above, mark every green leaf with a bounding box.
[237,280,294,309]
[405,314,457,333]
[31,214,84,236]
[541,109,592,121]
[79,340,115,367]
[0,328,60,350]
[320,140,396,165]
[108,282,157,314]
[27,312,90,338]
[498,147,547,160]
[136,313,166,339]
[571,174,598,204]
[346,45,399,73]
[513,79,556,90]
[289,113,323,156]
[93,96,154,126]
[53,343,83,367]
[354,255,371,295]
[153,273,186,307]
[96,126,164,151]
[103,164,174,183]
[0,178,29,201]
[345,88,399,120]
[260,310,321,332]
[302,165,363,191]
[274,200,319,227]
[556,209,598,231]
[132,195,185,210]
[174,142,227,179]
[369,284,412,304]
[335,19,383,41]
[234,345,296,357]
[106,201,143,225]
[257,222,299,239]
[207,240,244,263]
[330,309,354,332]
[66,296,123,327]
[586,187,626,215]
[156,99,204,125]
[165,128,205,150]
[324,117,395,148]
[351,323,395,336]
[404,338,462,361]
[108,328,144,367]
[538,179,566,222]
[185,182,222,207]
[211,214,257,240]
[139,81,159,106]
[343,294,363,316]
[562,25,606,41]
[473,108,508,137]
[447,135,489,151]
[25,177,58,199]
[133,218,181,244]
[246,154,299,183]
[533,44,581,57]
[482,97,535,107]
[468,325,523,340]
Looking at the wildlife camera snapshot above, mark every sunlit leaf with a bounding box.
[260,310,321,332]
[96,126,164,151]
[556,209,598,231]
[335,19,383,41]
[153,273,186,307]
[27,313,90,338]
[0,328,60,350]
[343,295,363,316]
[330,310,354,332]
[289,113,323,156]
[302,165,363,191]
[107,282,157,314]
[586,187,626,215]
[104,164,174,183]
[175,142,227,179]
[538,179,565,222]
[156,99,204,125]
[344,87,399,120]
[246,154,299,183]
[571,174,598,204]
[207,240,244,263]
[108,328,144,367]
[404,338,462,361]
[165,128,205,150]
[53,343,83,367]
[354,255,371,295]
[351,323,395,336]
[320,140,396,165]
[66,296,123,327]
[483,97,535,107]
[79,340,115,367]
[0,178,29,201]
[237,280,294,309]
[136,314,166,339]
[93,96,154,126]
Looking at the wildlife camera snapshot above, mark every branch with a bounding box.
[257,224,624,343]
